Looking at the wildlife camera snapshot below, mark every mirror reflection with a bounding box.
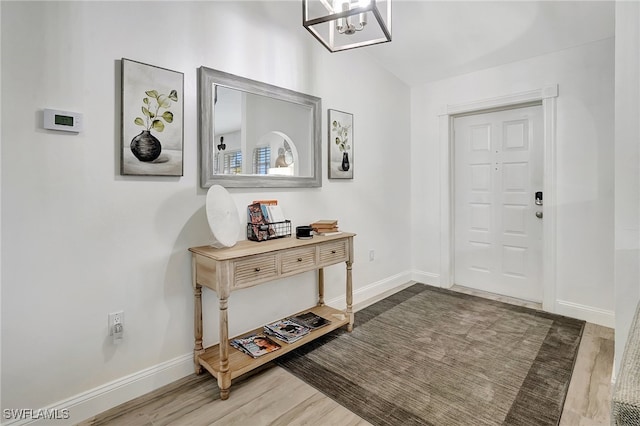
[198,66,322,188]
[213,86,309,177]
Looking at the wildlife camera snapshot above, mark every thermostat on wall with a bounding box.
[43,109,83,133]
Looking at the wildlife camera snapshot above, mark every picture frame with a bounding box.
[328,109,353,179]
[121,58,184,176]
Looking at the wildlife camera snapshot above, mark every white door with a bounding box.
[453,104,543,302]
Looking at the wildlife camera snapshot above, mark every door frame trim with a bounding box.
[438,84,558,312]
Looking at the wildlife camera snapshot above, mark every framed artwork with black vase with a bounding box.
[121,58,184,176]
[328,109,353,179]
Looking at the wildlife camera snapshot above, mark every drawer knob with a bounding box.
[254,267,261,272]
[297,257,303,262]
[331,250,336,254]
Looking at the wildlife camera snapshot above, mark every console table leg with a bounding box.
[318,268,325,306]
[193,258,204,375]
[220,388,230,401]
[346,260,354,332]
[218,296,231,400]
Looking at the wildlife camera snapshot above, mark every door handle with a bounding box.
[535,191,543,206]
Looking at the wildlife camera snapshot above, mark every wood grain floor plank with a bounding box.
[560,323,614,426]
[584,337,614,421]
[77,375,217,426]
[166,367,297,426]
[269,389,372,426]
[206,369,317,425]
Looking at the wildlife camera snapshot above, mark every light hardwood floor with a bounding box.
[79,285,614,426]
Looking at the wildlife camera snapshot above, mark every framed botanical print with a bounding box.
[328,109,353,179]
[121,58,184,176]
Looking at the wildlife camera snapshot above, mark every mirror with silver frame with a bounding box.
[199,66,322,188]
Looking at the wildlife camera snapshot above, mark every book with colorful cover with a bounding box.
[289,312,331,330]
[231,334,281,358]
[259,204,272,223]
[264,319,310,343]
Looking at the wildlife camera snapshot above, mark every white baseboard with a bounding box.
[326,270,414,311]
[555,299,615,328]
[411,270,441,287]
[2,353,194,426]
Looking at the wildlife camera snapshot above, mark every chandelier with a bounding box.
[303,0,391,52]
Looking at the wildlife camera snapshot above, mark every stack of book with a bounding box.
[264,319,310,343]
[231,334,281,358]
[311,219,340,235]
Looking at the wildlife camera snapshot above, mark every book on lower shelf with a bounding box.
[264,319,310,343]
[231,334,281,358]
[289,312,331,330]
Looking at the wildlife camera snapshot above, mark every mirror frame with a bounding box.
[198,66,322,188]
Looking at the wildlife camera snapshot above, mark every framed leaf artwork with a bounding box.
[121,58,184,176]
[328,109,353,179]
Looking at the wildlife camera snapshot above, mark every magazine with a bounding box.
[289,312,331,330]
[247,203,275,241]
[231,334,281,358]
[264,319,310,343]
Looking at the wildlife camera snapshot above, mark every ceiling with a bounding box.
[303,1,616,87]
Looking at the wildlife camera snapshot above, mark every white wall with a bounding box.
[0,1,411,420]
[614,1,640,376]
[410,37,615,325]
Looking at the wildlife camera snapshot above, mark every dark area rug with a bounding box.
[276,284,585,426]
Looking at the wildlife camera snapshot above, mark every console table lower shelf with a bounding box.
[197,304,350,383]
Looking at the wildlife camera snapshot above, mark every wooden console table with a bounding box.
[189,232,355,400]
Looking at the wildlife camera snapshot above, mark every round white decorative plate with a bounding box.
[205,185,240,248]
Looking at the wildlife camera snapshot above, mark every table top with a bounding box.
[189,232,355,261]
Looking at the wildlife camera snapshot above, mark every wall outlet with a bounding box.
[108,311,124,342]
[369,250,375,261]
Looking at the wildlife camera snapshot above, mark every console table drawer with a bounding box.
[234,254,277,287]
[281,246,317,274]
[319,240,348,264]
